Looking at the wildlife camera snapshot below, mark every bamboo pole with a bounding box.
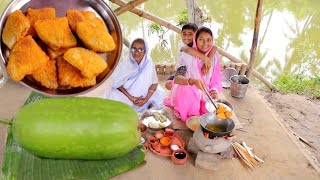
[110,0,181,33]
[114,0,148,16]
[123,37,130,47]
[218,47,276,91]
[246,0,263,78]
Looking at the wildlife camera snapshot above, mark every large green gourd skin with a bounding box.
[12,97,141,160]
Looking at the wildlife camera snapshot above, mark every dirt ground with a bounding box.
[260,90,320,168]
[1,79,320,179]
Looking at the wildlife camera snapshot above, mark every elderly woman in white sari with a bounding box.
[105,38,164,112]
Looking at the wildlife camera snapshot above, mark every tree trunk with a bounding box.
[184,0,204,27]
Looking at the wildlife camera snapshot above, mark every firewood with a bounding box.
[241,142,254,157]
[232,144,254,170]
[234,143,258,166]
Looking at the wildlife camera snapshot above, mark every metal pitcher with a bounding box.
[229,75,250,98]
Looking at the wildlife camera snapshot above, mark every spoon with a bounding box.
[200,83,218,110]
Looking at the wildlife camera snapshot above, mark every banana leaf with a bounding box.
[1,92,145,180]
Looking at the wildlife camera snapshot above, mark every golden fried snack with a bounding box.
[76,18,115,52]
[66,9,96,32]
[32,59,58,89]
[26,7,56,37]
[2,10,30,49]
[7,35,49,81]
[47,47,69,59]
[63,47,107,78]
[57,58,96,88]
[34,17,77,50]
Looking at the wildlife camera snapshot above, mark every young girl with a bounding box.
[164,27,222,121]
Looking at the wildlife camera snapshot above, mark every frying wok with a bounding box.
[200,113,235,138]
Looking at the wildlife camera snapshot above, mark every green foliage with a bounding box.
[176,9,189,25]
[148,22,169,49]
[273,74,320,98]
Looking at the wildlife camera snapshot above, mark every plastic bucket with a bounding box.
[229,75,250,98]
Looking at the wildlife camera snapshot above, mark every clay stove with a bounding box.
[187,126,235,170]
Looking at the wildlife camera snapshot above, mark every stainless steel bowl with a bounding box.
[0,0,123,96]
[221,68,237,88]
[205,99,234,113]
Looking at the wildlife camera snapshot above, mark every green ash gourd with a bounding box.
[1,97,141,160]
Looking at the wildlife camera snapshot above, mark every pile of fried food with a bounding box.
[1,7,116,89]
[216,103,232,119]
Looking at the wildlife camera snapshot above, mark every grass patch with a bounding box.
[272,74,320,98]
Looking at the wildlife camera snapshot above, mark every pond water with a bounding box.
[109,0,320,83]
[0,0,319,85]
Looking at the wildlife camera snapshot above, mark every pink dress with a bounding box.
[164,38,222,121]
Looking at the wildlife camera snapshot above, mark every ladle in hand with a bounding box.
[200,83,218,110]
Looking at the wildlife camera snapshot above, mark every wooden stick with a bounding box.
[114,0,148,15]
[242,142,254,157]
[232,144,254,170]
[234,143,258,166]
[110,0,181,33]
[246,0,263,78]
[239,64,247,75]
[254,154,264,163]
[293,132,317,150]
[123,37,130,48]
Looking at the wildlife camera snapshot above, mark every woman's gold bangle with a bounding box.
[187,78,191,85]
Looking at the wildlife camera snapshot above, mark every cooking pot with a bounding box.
[200,113,235,138]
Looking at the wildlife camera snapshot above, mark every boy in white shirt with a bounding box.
[165,23,217,91]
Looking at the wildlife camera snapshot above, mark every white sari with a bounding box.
[105,38,164,112]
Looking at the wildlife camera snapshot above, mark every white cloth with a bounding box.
[105,38,164,112]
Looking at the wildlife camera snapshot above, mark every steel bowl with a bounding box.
[0,0,122,96]
[205,99,234,113]
[200,113,235,138]
[186,116,200,132]
[221,68,237,88]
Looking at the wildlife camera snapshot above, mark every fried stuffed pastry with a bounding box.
[34,17,77,50]
[66,9,96,32]
[26,7,56,37]
[7,35,49,81]
[57,58,96,88]
[2,10,30,49]
[31,59,58,89]
[47,47,69,59]
[63,47,107,78]
[76,18,115,52]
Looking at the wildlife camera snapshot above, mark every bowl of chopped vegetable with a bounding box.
[140,110,172,131]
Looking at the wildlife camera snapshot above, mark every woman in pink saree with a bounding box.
[164,27,222,121]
